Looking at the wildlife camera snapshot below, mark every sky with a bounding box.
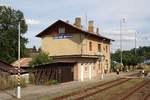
[0,0,150,52]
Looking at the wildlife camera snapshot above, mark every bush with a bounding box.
[45,80,59,85]
[29,52,53,67]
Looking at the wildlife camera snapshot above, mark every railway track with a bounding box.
[117,80,150,100]
[53,73,138,100]
[144,93,150,100]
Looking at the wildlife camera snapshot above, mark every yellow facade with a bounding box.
[42,33,82,56]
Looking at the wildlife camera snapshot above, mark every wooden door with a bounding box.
[61,66,73,82]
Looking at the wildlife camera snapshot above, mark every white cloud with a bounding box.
[0,3,10,7]
[26,19,41,25]
[103,29,136,35]
[102,29,136,41]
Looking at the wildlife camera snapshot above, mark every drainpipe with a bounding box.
[89,64,92,80]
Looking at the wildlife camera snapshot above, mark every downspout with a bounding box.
[80,33,83,55]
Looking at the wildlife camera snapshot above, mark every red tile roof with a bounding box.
[11,58,32,68]
[0,60,27,75]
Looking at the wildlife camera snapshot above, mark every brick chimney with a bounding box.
[96,27,99,35]
[66,20,69,23]
[88,20,94,32]
[74,17,81,28]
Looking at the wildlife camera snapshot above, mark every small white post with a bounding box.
[17,86,21,98]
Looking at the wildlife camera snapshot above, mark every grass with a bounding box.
[86,78,143,100]
[45,80,59,85]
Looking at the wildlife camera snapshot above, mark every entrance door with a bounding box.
[61,66,73,82]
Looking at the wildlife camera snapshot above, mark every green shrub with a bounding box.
[45,80,59,85]
[29,52,53,67]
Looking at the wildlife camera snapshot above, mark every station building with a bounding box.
[36,17,113,81]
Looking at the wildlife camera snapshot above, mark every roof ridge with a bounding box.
[36,19,114,41]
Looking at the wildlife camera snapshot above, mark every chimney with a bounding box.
[74,17,81,28]
[88,20,94,32]
[96,27,99,35]
[66,20,69,23]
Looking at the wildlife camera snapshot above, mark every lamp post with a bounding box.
[17,19,24,99]
[120,18,125,65]
[97,52,105,79]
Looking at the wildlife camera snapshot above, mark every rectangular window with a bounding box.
[98,44,101,52]
[58,28,65,34]
[103,46,105,51]
[106,45,108,53]
[89,41,92,51]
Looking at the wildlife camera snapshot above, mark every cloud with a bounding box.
[26,19,41,25]
[103,29,136,35]
[102,29,136,41]
[0,3,10,7]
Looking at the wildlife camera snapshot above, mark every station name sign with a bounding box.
[53,33,72,39]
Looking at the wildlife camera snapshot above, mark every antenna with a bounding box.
[85,12,88,30]
[135,31,137,54]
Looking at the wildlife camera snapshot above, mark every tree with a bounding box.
[29,52,53,67]
[111,46,150,67]
[0,6,28,63]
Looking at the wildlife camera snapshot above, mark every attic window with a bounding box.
[58,28,65,34]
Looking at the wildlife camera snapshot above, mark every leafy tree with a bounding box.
[29,52,53,67]
[111,46,150,67]
[0,6,28,63]
[111,61,117,72]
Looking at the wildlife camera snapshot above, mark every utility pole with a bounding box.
[135,31,137,54]
[85,12,88,30]
[17,21,21,99]
[120,18,125,65]
[17,19,24,99]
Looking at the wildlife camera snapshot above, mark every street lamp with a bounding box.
[17,19,24,99]
[120,18,125,65]
[97,52,105,79]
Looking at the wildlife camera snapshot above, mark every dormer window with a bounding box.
[58,27,65,34]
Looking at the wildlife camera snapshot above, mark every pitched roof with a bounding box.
[0,59,27,75]
[36,20,114,41]
[11,57,32,68]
